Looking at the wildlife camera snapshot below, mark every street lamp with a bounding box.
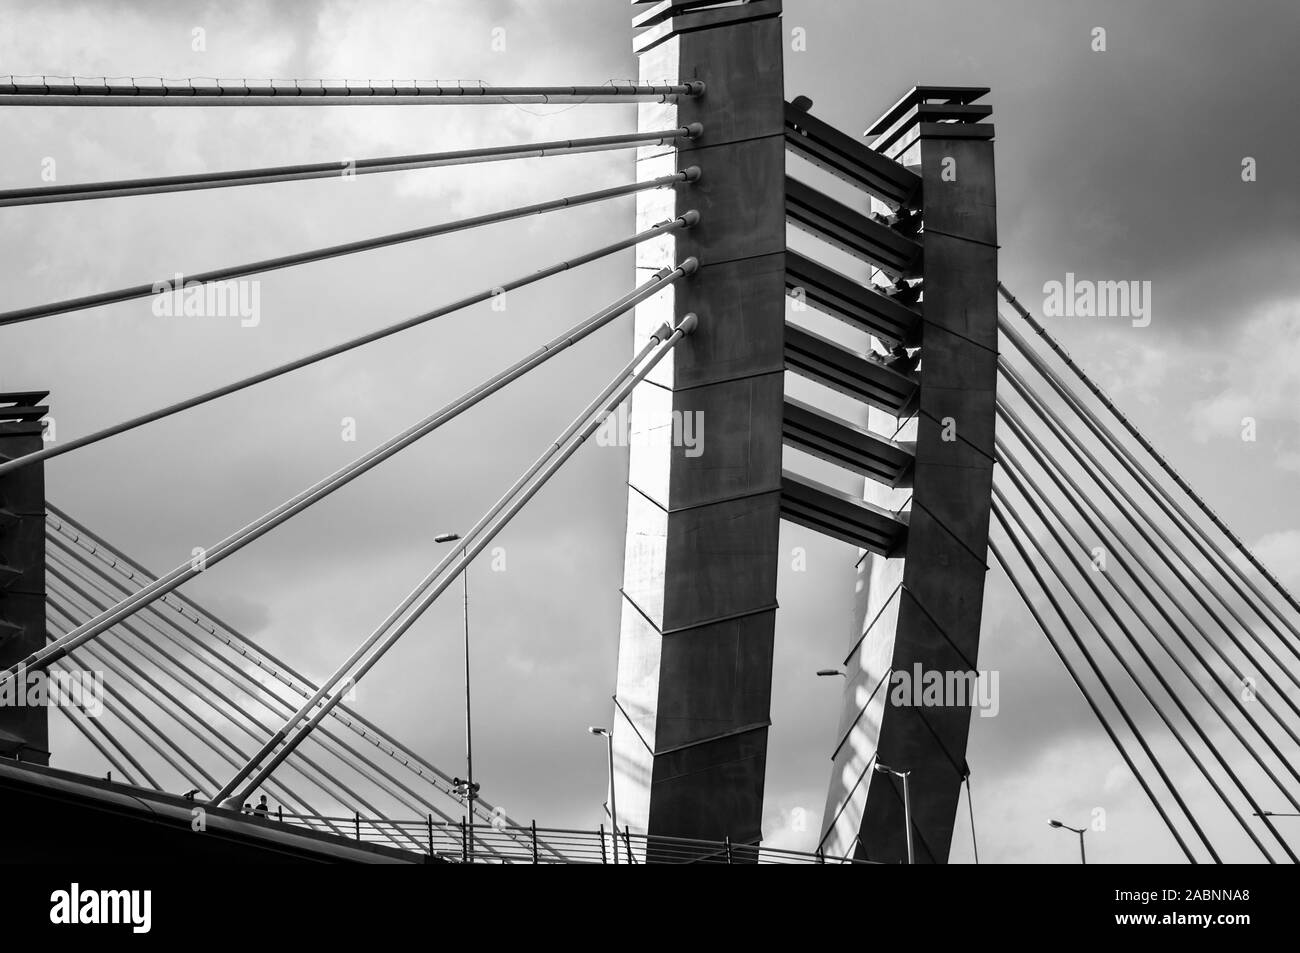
[874,762,914,864]
[436,531,477,857]
[588,726,618,864]
[1049,819,1087,863]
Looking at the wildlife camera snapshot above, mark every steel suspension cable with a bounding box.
[43,534,479,856]
[986,528,1200,863]
[0,126,702,206]
[45,505,523,839]
[0,168,698,326]
[3,261,693,682]
[49,589,349,839]
[0,212,697,479]
[0,79,705,107]
[45,557,416,849]
[44,603,215,796]
[46,511,560,861]
[57,693,137,785]
[993,487,1276,862]
[996,401,1300,762]
[48,583,333,822]
[999,318,1300,665]
[998,284,1300,637]
[243,320,661,766]
[998,358,1300,702]
[220,311,698,807]
[215,316,680,801]
[46,655,160,790]
[40,489,593,847]
[994,462,1298,859]
[1003,315,1300,665]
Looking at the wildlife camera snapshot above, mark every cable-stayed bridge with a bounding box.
[1,0,1297,864]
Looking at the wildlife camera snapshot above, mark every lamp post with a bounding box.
[436,531,477,858]
[1049,819,1087,863]
[874,762,914,864]
[588,726,618,864]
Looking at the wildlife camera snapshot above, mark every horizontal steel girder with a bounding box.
[786,177,922,278]
[779,471,907,555]
[785,251,920,347]
[784,101,920,208]
[784,324,919,416]
[782,398,914,487]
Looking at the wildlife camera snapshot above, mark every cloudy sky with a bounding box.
[2,0,1298,862]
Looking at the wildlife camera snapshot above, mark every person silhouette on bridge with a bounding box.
[254,794,270,819]
[884,344,919,374]
[869,344,919,374]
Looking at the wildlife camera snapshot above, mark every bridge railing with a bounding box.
[272,811,876,864]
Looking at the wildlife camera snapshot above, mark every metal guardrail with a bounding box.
[272,811,877,864]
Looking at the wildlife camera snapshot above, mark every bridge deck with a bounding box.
[0,760,433,863]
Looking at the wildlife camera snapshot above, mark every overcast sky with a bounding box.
[2,0,1298,862]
